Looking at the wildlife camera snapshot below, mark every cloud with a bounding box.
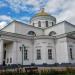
[0,1,7,8]
[0,21,7,29]
[5,0,40,13]
[0,15,13,29]
[5,0,48,13]
[1,0,75,25]
[18,16,31,24]
[0,15,12,22]
[45,0,75,24]
[12,15,31,24]
[56,0,75,24]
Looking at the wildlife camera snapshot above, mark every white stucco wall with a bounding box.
[44,21,75,36]
[33,38,56,65]
[16,39,34,65]
[67,38,75,63]
[15,22,44,36]
[1,16,75,66]
[56,37,69,64]
[1,21,44,36]
[44,22,65,36]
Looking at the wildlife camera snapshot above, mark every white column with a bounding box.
[12,42,17,64]
[0,40,3,65]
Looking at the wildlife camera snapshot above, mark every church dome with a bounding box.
[30,8,56,28]
[35,8,49,17]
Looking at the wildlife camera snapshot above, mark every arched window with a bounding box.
[28,31,36,36]
[38,21,41,27]
[49,31,56,36]
[46,21,48,27]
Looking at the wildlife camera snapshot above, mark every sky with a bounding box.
[0,0,75,29]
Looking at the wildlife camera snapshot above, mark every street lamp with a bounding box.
[20,44,26,66]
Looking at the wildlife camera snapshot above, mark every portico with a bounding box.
[0,31,33,66]
[0,38,17,66]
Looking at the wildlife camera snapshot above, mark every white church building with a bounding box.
[0,9,75,66]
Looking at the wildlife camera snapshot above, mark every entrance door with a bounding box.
[3,50,6,66]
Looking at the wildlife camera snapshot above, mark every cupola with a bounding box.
[30,8,56,28]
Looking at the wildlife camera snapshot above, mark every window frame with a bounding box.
[10,58,12,63]
[48,49,52,60]
[46,21,48,27]
[37,49,41,60]
[7,58,9,63]
[49,31,56,36]
[38,21,41,27]
[28,31,36,36]
[70,48,73,60]
[24,49,28,60]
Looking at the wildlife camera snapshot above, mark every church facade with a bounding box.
[0,9,75,66]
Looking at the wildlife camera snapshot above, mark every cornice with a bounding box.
[0,31,75,40]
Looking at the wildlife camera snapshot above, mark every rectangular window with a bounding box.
[37,49,41,60]
[24,50,28,60]
[7,58,9,63]
[10,58,12,63]
[52,22,54,26]
[48,49,52,59]
[46,21,48,27]
[70,48,73,59]
[38,21,41,27]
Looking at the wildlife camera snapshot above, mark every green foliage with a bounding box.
[0,68,75,75]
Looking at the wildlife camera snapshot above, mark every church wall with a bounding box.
[16,39,34,65]
[33,38,56,65]
[56,37,69,64]
[4,36,34,65]
[44,21,75,36]
[44,22,65,36]
[67,38,75,63]
[15,22,44,36]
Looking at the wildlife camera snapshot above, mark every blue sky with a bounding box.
[0,0,75,29]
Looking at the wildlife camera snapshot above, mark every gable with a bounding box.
[1,21,44,36]
[64,21,75,33]
[1,21,16,33]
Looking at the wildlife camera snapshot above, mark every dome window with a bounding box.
[46,21,48,27]
[38,21,41,27]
